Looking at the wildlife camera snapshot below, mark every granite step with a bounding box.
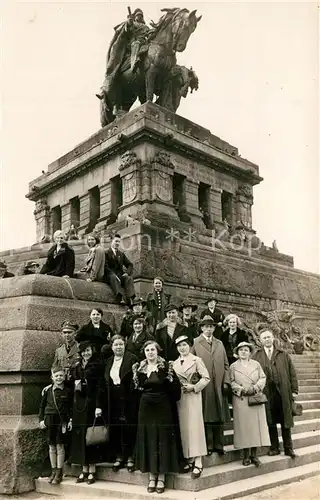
[299,379,320,386]
[296,392,320,401]
[297,373,320,380]
[36,447,320,498]
[299,385,320,393]
[299,399,320,410]
[63,432,320,488]
[295,408,320,421]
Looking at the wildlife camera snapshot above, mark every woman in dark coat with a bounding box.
[220,314,248,366]
[105,335,138,472]
[146,277,171,333]
[120,298,153,339]
[155,303,188,361]
[76,308,113,357]
[69,341,105,485]
[200,295,225,339]
[40,230,75,278]
[126,316,154,360]
[133,340,182,494]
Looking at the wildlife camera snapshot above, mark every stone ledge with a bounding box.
[0,274,116,303]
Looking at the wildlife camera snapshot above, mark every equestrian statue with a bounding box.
[96,7,201,126]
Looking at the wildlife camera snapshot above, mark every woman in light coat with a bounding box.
[173,335,210,478]
[230,342,270,467]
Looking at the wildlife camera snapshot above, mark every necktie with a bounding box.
[180,359,184,365]
[268,348,272,360]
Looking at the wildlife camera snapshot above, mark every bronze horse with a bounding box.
[98,8,201,126]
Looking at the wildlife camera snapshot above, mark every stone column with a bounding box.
[236,184,253,229]
[60,202,72,234]
[34,199,51,242]
[77,193,90,237]
[185,178,205,230]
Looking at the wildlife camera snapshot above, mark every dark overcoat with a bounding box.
[69,356,106,466]
[40,243,75,277]
[253,347,298,428]
[105,351,139,430]
[155,323,188,361]
[146,291,171,330]
[183,317,200,340]
[220,328,249,364]
[76,320,113,355]
[199,307,225,339]
[120,310,154,339]
[126,329,155,360]
[191,335,230,423]
[104,248,133,280]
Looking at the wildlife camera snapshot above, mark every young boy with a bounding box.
[39,367,73,484]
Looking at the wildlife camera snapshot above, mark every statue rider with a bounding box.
[98,8,150,117]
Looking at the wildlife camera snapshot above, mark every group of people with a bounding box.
[39,279,299,494]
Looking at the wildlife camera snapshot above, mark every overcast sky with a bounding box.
[1,1,319,273]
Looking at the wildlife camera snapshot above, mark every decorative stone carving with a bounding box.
[242,308,320,353]
[119,150,141,170]
[156,171,172,202]
[152,150,173,168]
[123,171,137,203]
[237,183,253,199]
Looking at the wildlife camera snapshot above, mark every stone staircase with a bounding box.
[36,353,320,499]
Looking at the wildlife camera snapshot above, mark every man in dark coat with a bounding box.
[146,277,171,333]
[155,303,188,361]
[179,300,199,340]
[200,295,225,339]
[40,230,75,278]
[0,260,15,278]
[253,329,299,458]
[104,233,135,305]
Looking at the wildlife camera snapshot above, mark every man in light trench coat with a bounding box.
[191,316,231,456]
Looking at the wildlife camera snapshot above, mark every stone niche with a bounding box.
[0,275,123,494]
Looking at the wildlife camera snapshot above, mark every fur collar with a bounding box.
[132,356,174,389]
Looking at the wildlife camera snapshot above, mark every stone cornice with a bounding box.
[26,103,263,201]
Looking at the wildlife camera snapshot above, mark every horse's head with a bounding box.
[171,8,202,52]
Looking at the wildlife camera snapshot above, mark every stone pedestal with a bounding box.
[0,275,123,494]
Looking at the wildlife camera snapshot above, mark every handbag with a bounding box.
[86,417,109,446]
[248,392,268,406]
[292,401,303,416]
[190,371,201,385]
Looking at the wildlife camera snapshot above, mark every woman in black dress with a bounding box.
[104,335,138,473]
[220,314,248,366]
[69,341,105,485]
[133,340,182,494]
[76,308,113,357]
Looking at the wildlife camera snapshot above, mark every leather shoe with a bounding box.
[147,480,156,493]
[214,449,225,457]
[284,448,297,458]
[251,457,262,468]
[268,449,280,456]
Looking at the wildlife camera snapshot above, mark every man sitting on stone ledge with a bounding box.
[74,233,105,282]
[40,230,75,278]
[0,260,15,278]
[104,233,135,306]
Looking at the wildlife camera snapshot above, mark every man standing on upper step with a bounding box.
[104,233,136,306]
[253,329,299,459]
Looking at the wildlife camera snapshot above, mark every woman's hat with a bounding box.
[78,340,93,353]
[164,303,179,313]
[175,335,191,346]
[233,341,254,357]
[200,315,216,326]
[179,301,198,312]
[205,295,218,305]
[130,297,146,308]
[132,314,145,323]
